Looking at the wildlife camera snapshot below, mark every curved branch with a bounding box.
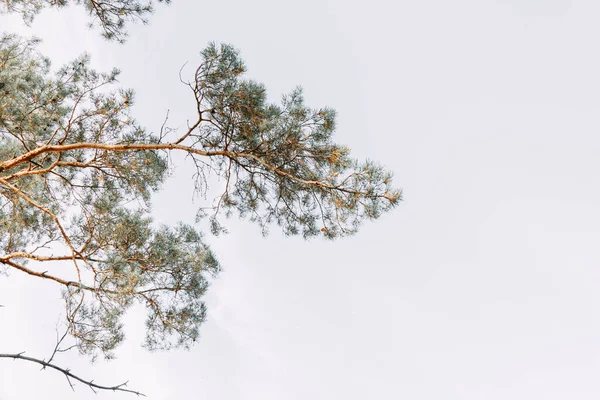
[0,352,145,396]
[0,142,398,202]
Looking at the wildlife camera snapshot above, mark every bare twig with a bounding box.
[0,352,145,396]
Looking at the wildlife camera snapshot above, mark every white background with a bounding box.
[2,0,600,398]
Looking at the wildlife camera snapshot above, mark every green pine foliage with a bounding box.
[0,34,400,362]
[1,0,169,42]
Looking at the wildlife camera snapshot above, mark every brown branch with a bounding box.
[0,257,188,299]
[0,141,397,201]
[0,257,87,289]
[0,252,94,262]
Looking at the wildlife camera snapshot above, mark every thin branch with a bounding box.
[0,352,145,396]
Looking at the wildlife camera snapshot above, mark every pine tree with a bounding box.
[0,14,400,398]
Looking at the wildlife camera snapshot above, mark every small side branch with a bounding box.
[0,352,145,396]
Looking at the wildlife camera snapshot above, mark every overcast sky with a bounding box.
[3,0,600,398]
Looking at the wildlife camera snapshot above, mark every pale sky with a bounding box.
[3,0,600,399]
